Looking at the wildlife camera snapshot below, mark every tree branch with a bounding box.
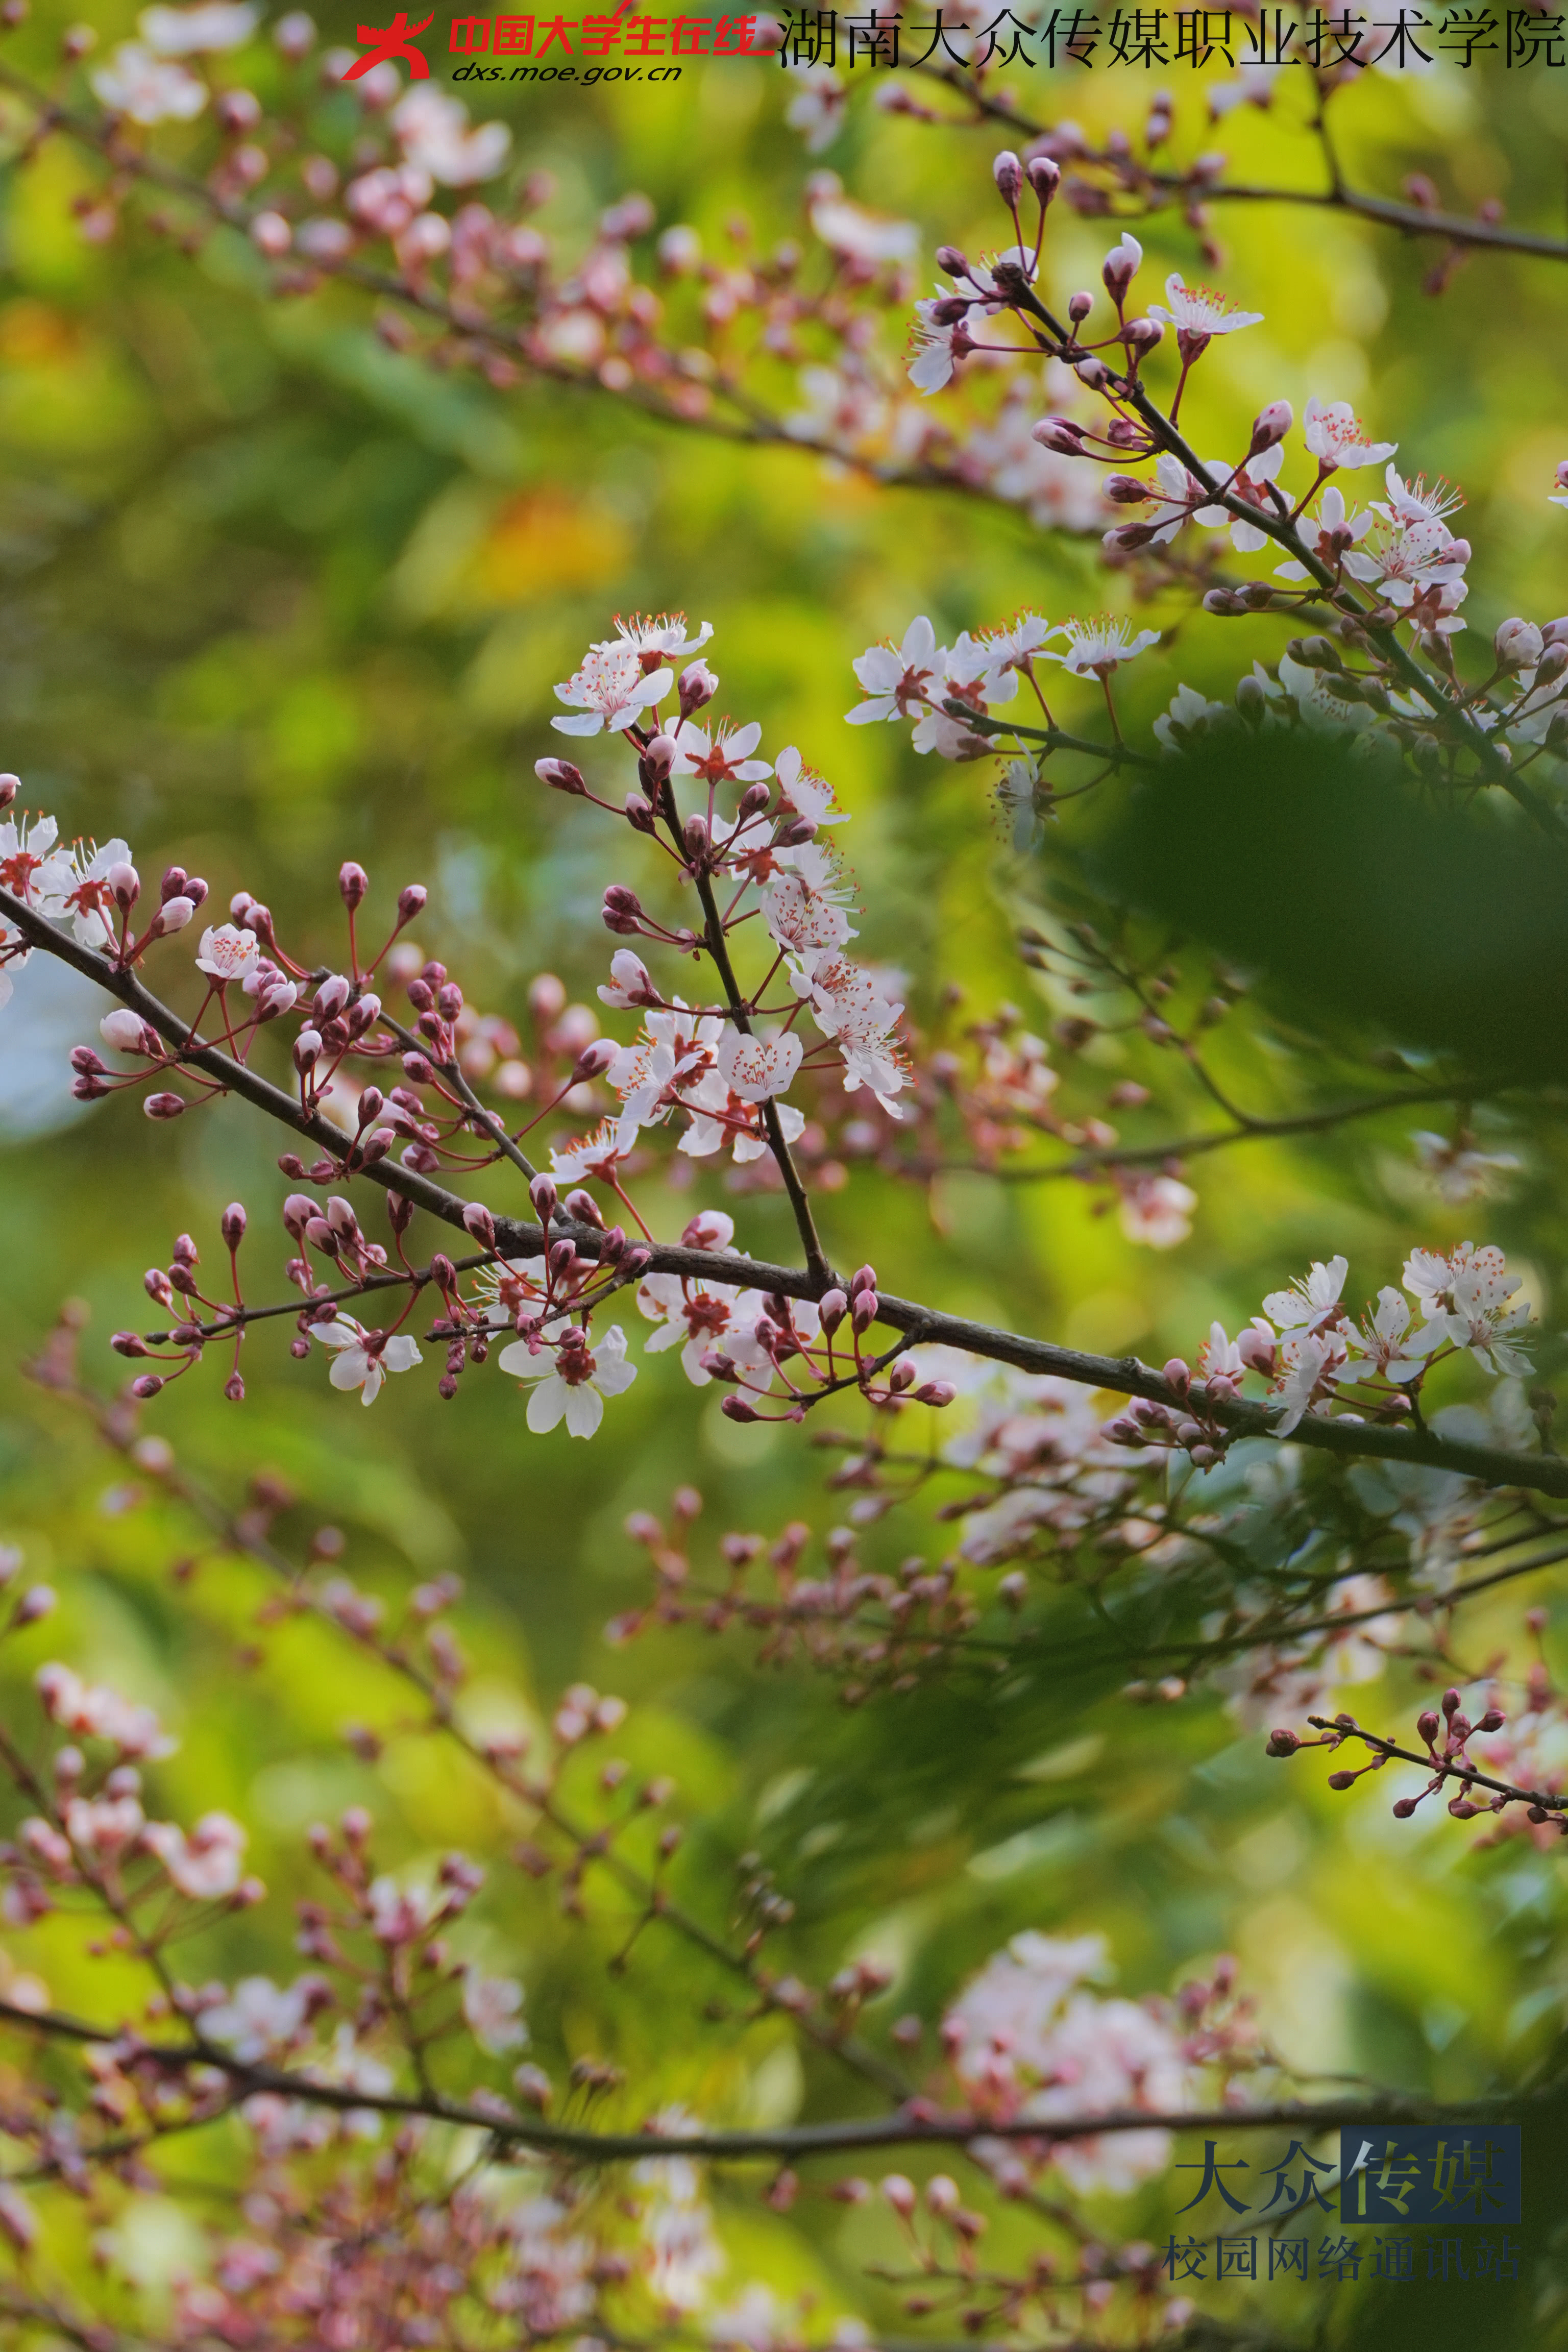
[0,1993,1512,2159]
[8,888,1567,1497]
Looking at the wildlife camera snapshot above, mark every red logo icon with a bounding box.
[342,10,434,77]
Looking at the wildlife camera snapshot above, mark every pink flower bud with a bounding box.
[221,1203,247,1248]
[112,1330,150,1356]
[850,1289,879,1332]
[1025,153,1061,204]
[571,1040,617,1083]
[1247,399,1293,455]
[293,1031,322,1072]
[156,895,195,933]
[914,1380,955,1407]
[721,1396,760,1422]
[529,1172,558,1226]
[818,1287,848,1331]
[108,861,139,909]
[1162,1357,1190,1395]
[1494,617,1544,674]
[1416,1709,1440,1745]
[338,861,369,910]
[398,883,427,923]
[463,1202,497,1248]
[565,1187,603,1228]
[14,1584,56,1623]
[130,1375,164,1398]
[144,1092,186,1119]
[849,1264,877,1298]
[1392,1797,1418,1819]
[678,659,717,716]
[881,2174,917,2218]
[1265,1728,1299,1756]
[250,210,291,258]
[1477,1708,1505,1733]
[1327,1769,1359,1791]
[315,974,350,1020]
[1441,1686,1462,1717]
[1105,472,1149,504]
[642,733,678,778]
[0,774,16,811]
[992,148,1023,203]
[536,757,587,795]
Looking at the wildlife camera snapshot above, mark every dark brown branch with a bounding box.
[908,63,1568,265]
[0,1994,1505,2159]
[8,886,1568,1497]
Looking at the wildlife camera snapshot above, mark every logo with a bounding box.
[1340,2127,1522,2225]
[342,10,434,77]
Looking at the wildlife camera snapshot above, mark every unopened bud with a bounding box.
[1494,616,1545,674]
[1032,415,1086,456]
[571,1040,617,1084]
[1247,398,1293,455]
[530,1173,558,1226]
[564,1187,603,1228]
[536,757,587,795]
[143,1091,185,1119]
[338,861,369,910]
[678,659,718,716]
[1025,153,1060,204]
[0,774,16,810]
[221,1202,247,1248]
[1265,1729,1299,1756]
[992,148,1023,203]
[462,1202,497,1248]
[642,733,678,779]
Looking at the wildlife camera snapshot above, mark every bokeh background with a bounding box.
[1,15,1566,2344]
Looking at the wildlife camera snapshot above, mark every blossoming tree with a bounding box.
[0,10,1562,2347]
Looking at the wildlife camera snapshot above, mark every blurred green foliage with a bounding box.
[2,19,1568,2345]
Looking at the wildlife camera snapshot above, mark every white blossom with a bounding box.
[1303,397,1396,471]
[498,1325,637,1437]
[391,88,510,186]
[139,1,257,52]
[91,43,206,120]
[194,923,259,985]
[311,1315,424,1405]
[845,617,939,725]
[462,1969,528,2053]
[1147,275,1264,338]
[553,643,672,737]
[1042,618,1161,677]
[141,1810,246,1899]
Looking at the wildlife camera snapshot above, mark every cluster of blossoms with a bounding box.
[0,1462,1307,2350]
[1104,1242,1534,1469]
[939,1930,1267,2198]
